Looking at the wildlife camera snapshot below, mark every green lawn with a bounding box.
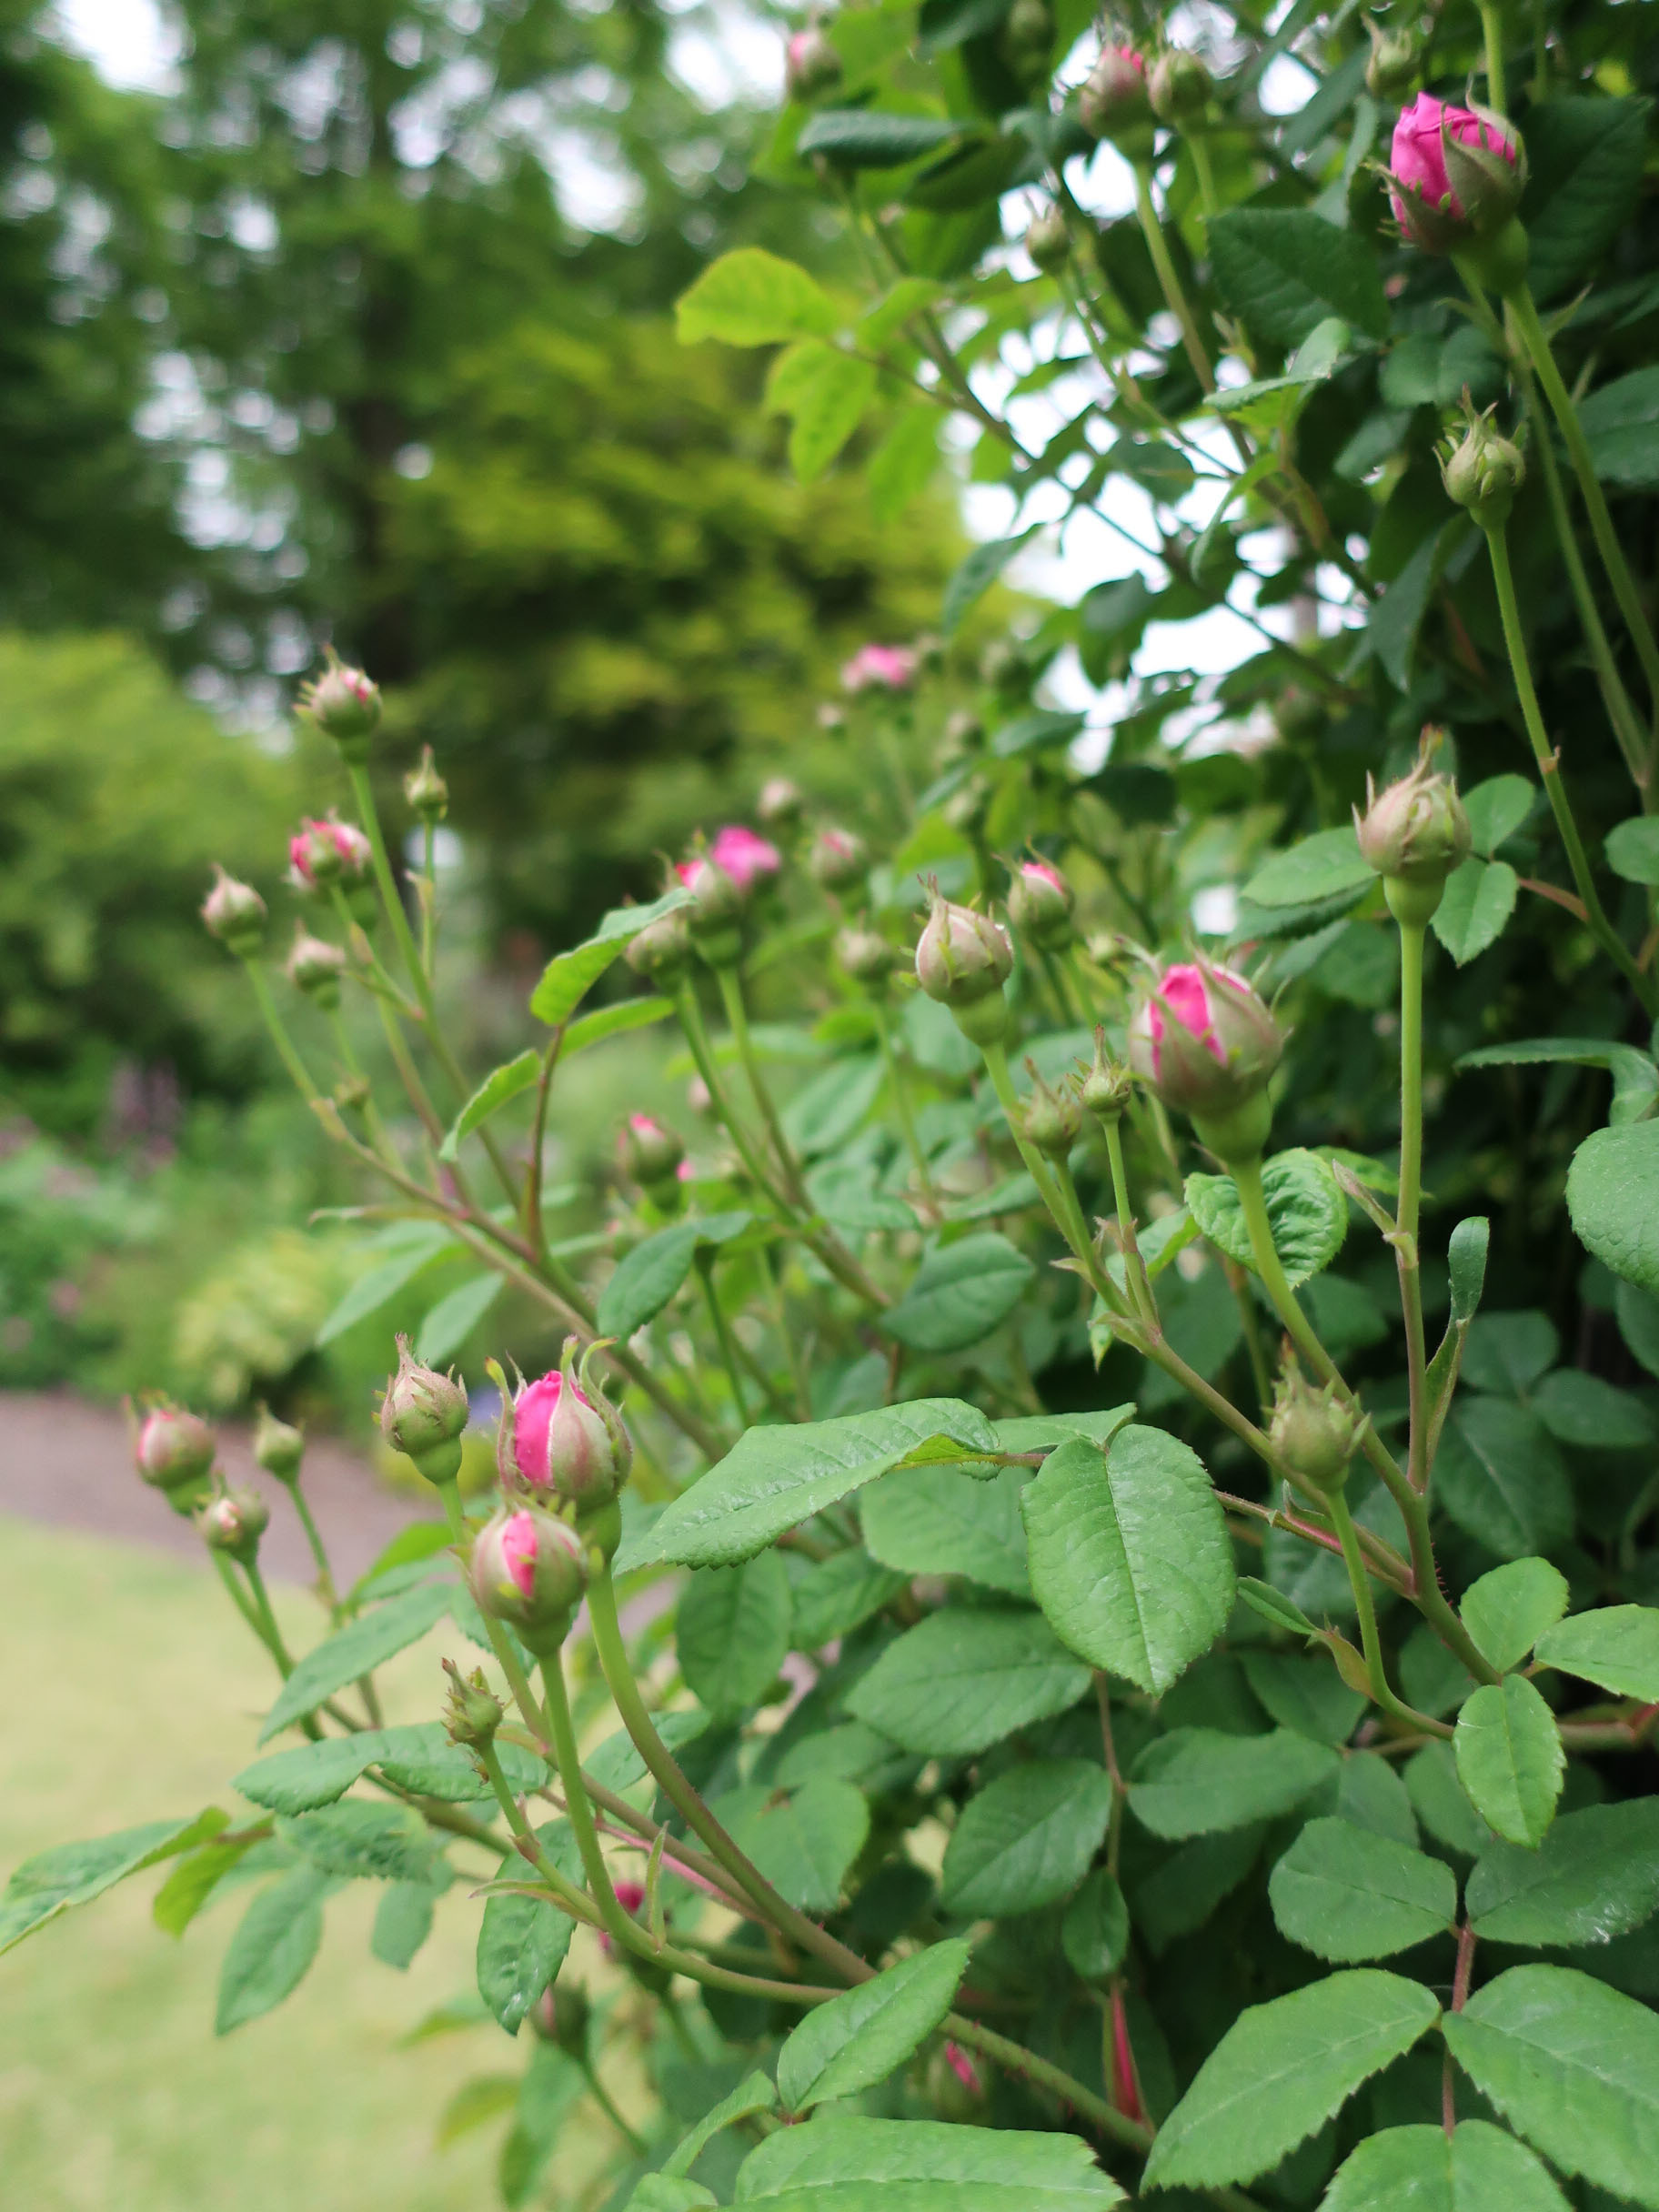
[0,1513,623,2210]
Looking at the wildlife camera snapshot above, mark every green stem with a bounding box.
[586,1567,873,1987]
[241,960,319,1101]
[1132,163,1213,393]
[287,1486,336,1607]
[872,997,936,1202]
[1483,522,1655,1008]
[210,1548,270,1645]
[1186,130,1219,221]
[1102,1117,1157,1327]
[539,1649,644,1955]
[716,963,806,1202]
[1507,282,1659,723]
[579,2058,648,2156]
[1477,0,1506,106]
[1396,922,1431,1494]
[697,1259,751,1427]
[243,1559,297,1675]
[1326,1488,1450,1737]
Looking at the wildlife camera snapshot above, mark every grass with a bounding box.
[0,1513,634,2210]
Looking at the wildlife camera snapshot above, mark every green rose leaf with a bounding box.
[1467,1800,1659,1947]
[1143,1969,1440,2189]
[1268,1817,1457,1961]
[476,1824,583,2035]
[216,1864,335,2034]
[1021,1428,1234,1695]
[1210,208,1391,348]
[676,248,840,347]
[1242,826,1372,908]
[861,1463,1031,1595]
[1322,2121,1571,2211]
[883,1232,1036,1354]
[1128,1728,1340,1840]
[1568,1121,1659,1298]
[1453,1676,1564,1848]
[1431,857,1519,965]
[1460,1558,1570,1674]
[1435,1400,1574,1561]
[1533,1603,1659,1699]
[678,1553,794,1715]
[1442,1963,1659,2203]
[845,1606,1091,1755]
[1185,1149,1347,1288]
[734,2115,1126,2200]
[940,1759,1113,1917]
[710,1778,870,1915]
[528,888,694,1026]
[775,1939,971,2116]
[259,1583,455,1744]
[1,1809,226,1957]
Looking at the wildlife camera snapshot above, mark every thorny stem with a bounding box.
[1506,283,1659,728]
[1483,521,1654,1010]
[538,1648,647,1956]
[1327,1488,1450,1738]
[1396,921,1431,1495]
[1443,1921,1478,2136]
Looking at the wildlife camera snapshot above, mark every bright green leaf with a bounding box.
[216,1865,333,2034]
[1453,1676,1564,1848]
[940,1759,1113,1916]
[677,248,840,347]
[1463,775,1534,857]
[1242,826,1372,908]
[1269,1817,1457,1961]
[775,1940,971,2115]
[678,1553,794,1714]
[1569,1121,1659,1298]
[862,1463,1030,1595]
[1468,1801,1659,1947]
[735,2115,1125,2200]
[1,1810,226,1956]
[258,1583,454,1744]
[711,1778,870,1915]
[1128,1728,1340,1840]
[1185,1149,1347,1288]
[528,889,693,1027]
[766,341,877,482]
[1322,2121,1571,2211]
[1432,857,1519,964]
[1534,1604,1659,1699]
[1461,1558,1570,1674]
[846,1606,1091,1755]
[883,1232,1035,1355]
[437,1051,539,1162]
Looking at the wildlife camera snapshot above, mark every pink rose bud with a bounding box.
[809,825,868,891]
[1079,45,1154,153]
[618,1111,685,1189]
[1007,856,1075,951]
[200,866,266,958]
[678,850,746,968]
[709,824,782,895]
[286,926,347,1009]
[1127,958,1283,1162]
[1387,94,1524,257]
[469,1503,587,1654]
[836,924,896,989]
[299,652,381,759]
[253,1403,305,1483]
[289,817,373,892]
[599,1881,648,1957]
[133,1402,217,1511]
[841,643,918,696]
[785,20,841,102]
[756,777,803,826]
[501,1340,633,1515]
[926,2037,987,2119]
[914,880,1014,1048]
[379,1333,468,1487]
[196,1483,270,1564]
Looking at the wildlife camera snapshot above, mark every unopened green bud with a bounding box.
[1019,1061,1082,1159]
[133,1401,217,1513]
[1355,727,1473,925]
[837,924,897,989]
[1270,1357,1366,1492]
[914,881,1013,1047]
[1006,856,1075,952]
[1078,1030,1131,1123]
[404,746,448,824]
[379,1333,469,1487]
[286,926,347,1010]
[1000,0,1052,83]
[253,1403,305,1484]
[299,651,381,760]
[624,902,691,987]
[1149,46,1211,124]
[442,1657,503,1750]
[1440,397,1524,530]
[1364,17,1418,97]
[1025,206,1071,275]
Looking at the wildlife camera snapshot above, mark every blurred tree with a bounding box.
[0,3,181,628]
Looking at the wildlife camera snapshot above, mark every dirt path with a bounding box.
[0,1391,424,1586]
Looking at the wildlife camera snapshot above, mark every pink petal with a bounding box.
[500,1509,539,1598]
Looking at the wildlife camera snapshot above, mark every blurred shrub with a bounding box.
[170,1226,357,1413]
[0,1129,163,1385]
[0,631,309,1136]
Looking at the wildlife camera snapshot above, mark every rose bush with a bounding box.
[9,4,1659,2208]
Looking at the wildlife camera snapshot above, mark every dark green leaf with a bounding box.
[1522,97,1652,304]
[258,1583,453,1743]
[415,1272,503,1364]
[780,1054,883,1157]
[528,889,694,1025]
[1128,1728,1340,1839]
[1242,827,1372,908]
[437,1050,540,1162]
[678,1553,794,1714]
[276,1801,437,1884]
[1459,1038,1659,1124]
[1269,1817,1457,1961]
[1,1809,226,1956]
[1442,1963,1659,2202]
[916,0,1010,53]
[1241,1653,1366,1745]
[561,994,674,1057]
[1453,1676,1564,1847]
[216,1865,333,2033]
[1237,1578,1318,1637]
[1579,368,1659,490]
[775,1940,971,2115]
[798,111,972,169]
[1435,1400,1574,1561]
[735,2115,1126,2199]
[1322,2121,1571,2210]
[641,1399,1000,1569]
[1142,1970,1441,2188]
[1211,209,1390,347]
[1432,857,1519,964]
[1449,1217,1490,1324]
[1461,1558,1570,1674]
[597,1221,702,1341]
[883,1232,1035,1353]
[476,1825,583,2034]
[1534,1604,1659,1699]
[1463,1311,1560,1395]
[1463,774,1535,856]
[940,1759,1113,1916]
[862,1463,1030,1595]
[789,1551,910,1650]
[711,1778,870,1914]
[1468,1801,1659,1947]
[941,528,1038,638]
[1185,1150,1347,1288]
[1406,1741,1498,1858]
[1021,1429,1234,1694]
[372,1878,439,1969]
[846,1606,1091,1755]
[1533,1369,1654,1448]
[1061,1868,1130,1981]
[1568,1120,1659,1298]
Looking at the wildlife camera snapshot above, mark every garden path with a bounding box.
[0,1391,413,1585]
